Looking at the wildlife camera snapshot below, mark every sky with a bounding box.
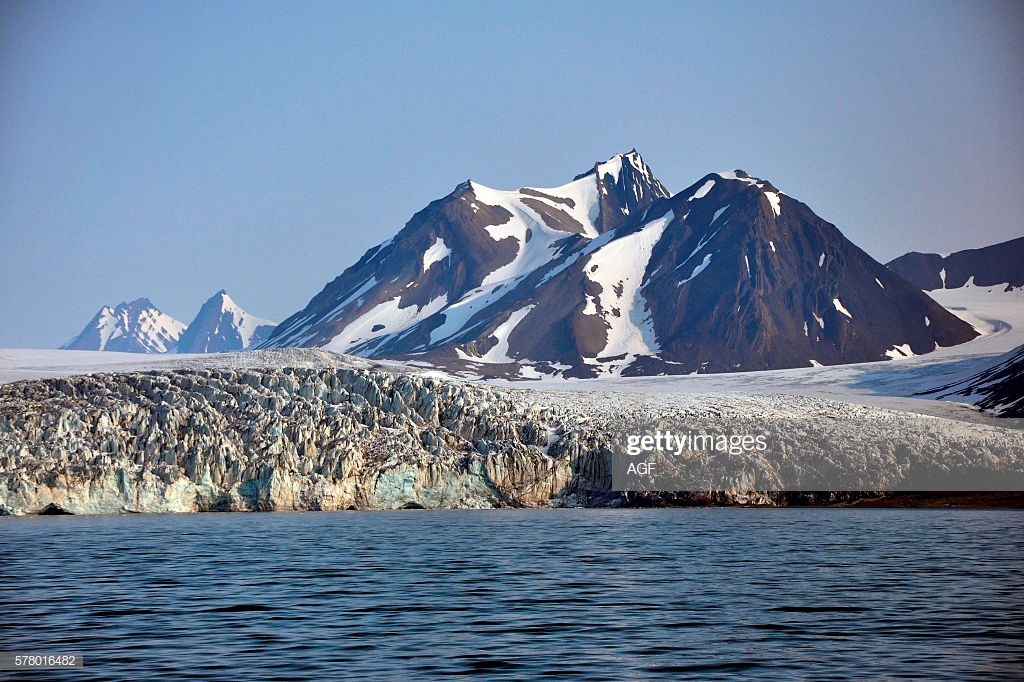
[1,0,1022,348]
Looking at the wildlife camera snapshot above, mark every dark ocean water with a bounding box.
[1,509,1022,681]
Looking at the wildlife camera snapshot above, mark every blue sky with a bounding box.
[2,0,1022,348]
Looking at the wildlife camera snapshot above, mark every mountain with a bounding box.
[61,298,186,354]
[915,343,1024,417]
[174,290,276,353]
[263,151,979,377]
[886,236,1024,291]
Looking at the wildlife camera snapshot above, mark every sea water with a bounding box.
[1,509,1021,680]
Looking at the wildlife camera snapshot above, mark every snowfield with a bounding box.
[2,286,1021,423]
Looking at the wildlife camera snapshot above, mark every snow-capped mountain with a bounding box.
[886,236,1024,291]
[263,151,979,377]
[174,290,276,353]
[61,298,186,354]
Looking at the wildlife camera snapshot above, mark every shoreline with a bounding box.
[12,491,1023,517]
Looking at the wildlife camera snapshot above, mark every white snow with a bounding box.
[925,315,930,326]
[929,285,1024,354]
[322,276,379,323]
[769,240,776,253]
[765,191,781,216]
[520,174,602,239]
[875,277,885,289]
[74,301,187,354]
[309,152,656,354]
[0,348,197,383]
[583,211,674,363]
[474,305,536,364]
[672,223,720,274]
[884,344,915,359]
[217,292,276,349]
[324,294,448,353]
[939,268,947,287]
[678,254,712,287]
[803,321,809,337]
[138,310,186,353]
[711,205,730,224]
[715,171,759,186]
[470,182,582,289]
[596,154,624,183]
[4,284,1023,425]
[419,172,613,348]
[809,359,823,367]
[813,312,825,329]
[428,284,510,345]
[744,254,751,277]
[691,180,715,200]
[422,237,452,271]
[832,298,853,319]
[818,253,825,267]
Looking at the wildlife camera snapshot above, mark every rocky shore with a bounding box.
[1,353,1022,515]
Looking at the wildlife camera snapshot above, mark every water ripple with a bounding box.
[1,509,1022,680]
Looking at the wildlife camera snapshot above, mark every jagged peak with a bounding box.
[203,289,238,311]
[712,169,780,193]
[573,149,652,182]
[124,297,156,310]
[459,151,666,200]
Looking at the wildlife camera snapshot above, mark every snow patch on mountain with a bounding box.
[470,182,578,287]
[679,254,713,287]
[324,295,448,354]
[583,211,673,365]
[833,298,853,319]
[691,180,715,200]
[422,238,452,271]
[885,344,916,359]
[473,305,536,364]
[523,175,602,238]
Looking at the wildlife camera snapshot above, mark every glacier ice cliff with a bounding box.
[1,355,1022,515]
[0,366,610,514]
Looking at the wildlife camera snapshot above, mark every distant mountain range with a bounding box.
[62,291,275,354]
[886,236,1024,291]
[174,291,276,353]
[261,150,978,377]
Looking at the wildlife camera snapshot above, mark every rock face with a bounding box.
[917,343,1024,417]
[61,298,186,354]
[175,290,276,353]
[262,153,977,376]
[886,236,1024,291]
[1,355,1022,515]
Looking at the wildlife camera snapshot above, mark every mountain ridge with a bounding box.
[63,291,275,354]
[886,236,1024,291]
[61,298,186,354]
[261,151,978,377]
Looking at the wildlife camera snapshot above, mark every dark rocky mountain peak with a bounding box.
[886,236,1024,291]
[263,153,979,377]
